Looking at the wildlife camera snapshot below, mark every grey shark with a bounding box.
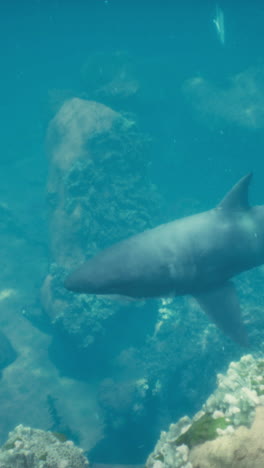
[65,173,264,346]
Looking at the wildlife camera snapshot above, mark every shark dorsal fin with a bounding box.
[218,173,253,212]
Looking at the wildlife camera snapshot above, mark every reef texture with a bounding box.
[146,354,264,468]
[0,424,89,467]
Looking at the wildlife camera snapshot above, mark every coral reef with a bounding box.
[0,424,89,467]
[146,354,264,468]
[204,354,264,427]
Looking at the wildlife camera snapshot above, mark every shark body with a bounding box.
[65,174,264,346]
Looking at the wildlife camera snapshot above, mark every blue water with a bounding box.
[1,0,264,464]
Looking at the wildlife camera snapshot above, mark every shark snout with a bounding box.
[64,271,83,292]
[64,261,109,294]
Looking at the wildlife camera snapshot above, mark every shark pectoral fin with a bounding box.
[194,282,249,347]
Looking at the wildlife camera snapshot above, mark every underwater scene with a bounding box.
[1,0,264,466]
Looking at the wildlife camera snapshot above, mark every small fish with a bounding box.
[213,4,225,45]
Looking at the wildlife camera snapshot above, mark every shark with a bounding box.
[65,173,264,346]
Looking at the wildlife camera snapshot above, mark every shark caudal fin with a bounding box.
[194,281,249,347]
[218,173,252,212]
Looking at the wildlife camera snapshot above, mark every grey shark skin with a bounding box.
[65,173,264,346]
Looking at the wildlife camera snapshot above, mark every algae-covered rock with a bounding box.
[190,406,264,468]
[175,413,229,448]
